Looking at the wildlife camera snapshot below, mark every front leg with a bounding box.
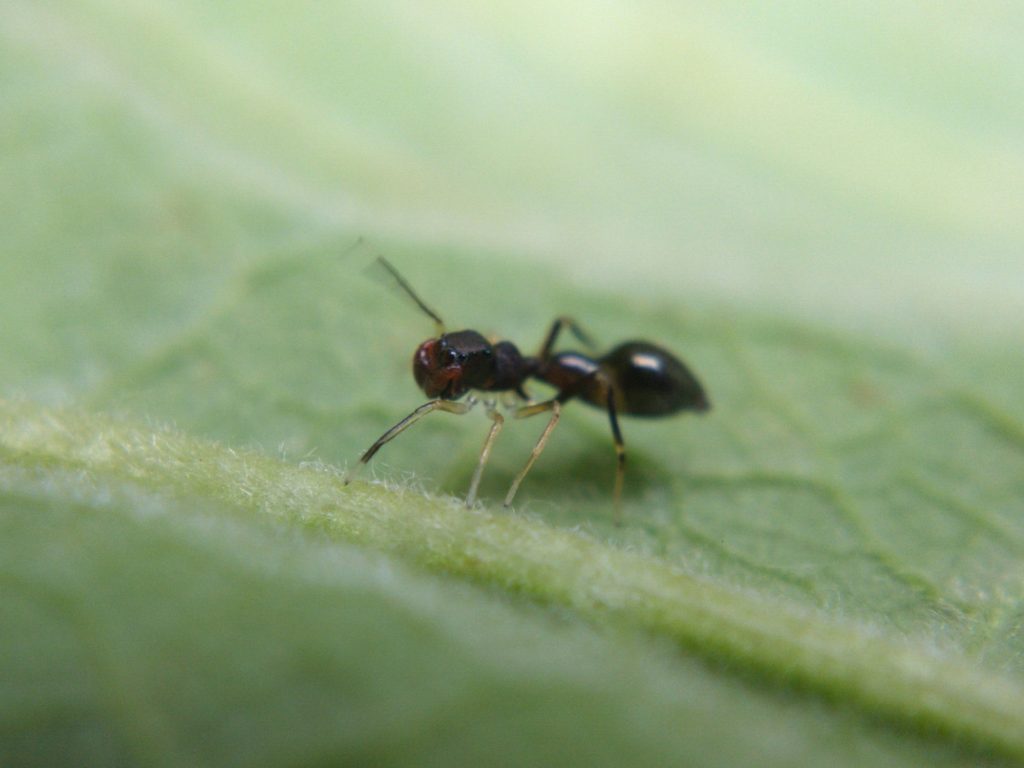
[344,399,474,484]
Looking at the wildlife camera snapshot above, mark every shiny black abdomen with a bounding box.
[600,341,710,416]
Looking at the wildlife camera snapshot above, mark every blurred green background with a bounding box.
[2,2,1024,766]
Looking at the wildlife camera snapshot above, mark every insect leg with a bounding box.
[605,387,627,525]
[465,405,504,507]
[344,398,474,484]
[503,399,562,507]
[538,317,597,360]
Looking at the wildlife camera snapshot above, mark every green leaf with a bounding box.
[2,1,1024,766]
[1,402,1021,768]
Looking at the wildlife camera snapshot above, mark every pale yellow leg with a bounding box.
[503,400,562,507]
[466,407,504,507]
[344,399,473,484]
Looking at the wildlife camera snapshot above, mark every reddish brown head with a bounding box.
[413,339,467,399]
[413,330,497,400]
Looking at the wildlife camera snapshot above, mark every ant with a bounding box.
[344,257,710,520]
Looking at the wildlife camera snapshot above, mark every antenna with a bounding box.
[375,256,446,336]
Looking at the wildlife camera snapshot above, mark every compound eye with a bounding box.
[446,348,460,365]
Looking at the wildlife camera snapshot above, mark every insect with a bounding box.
[344,258,710,519]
